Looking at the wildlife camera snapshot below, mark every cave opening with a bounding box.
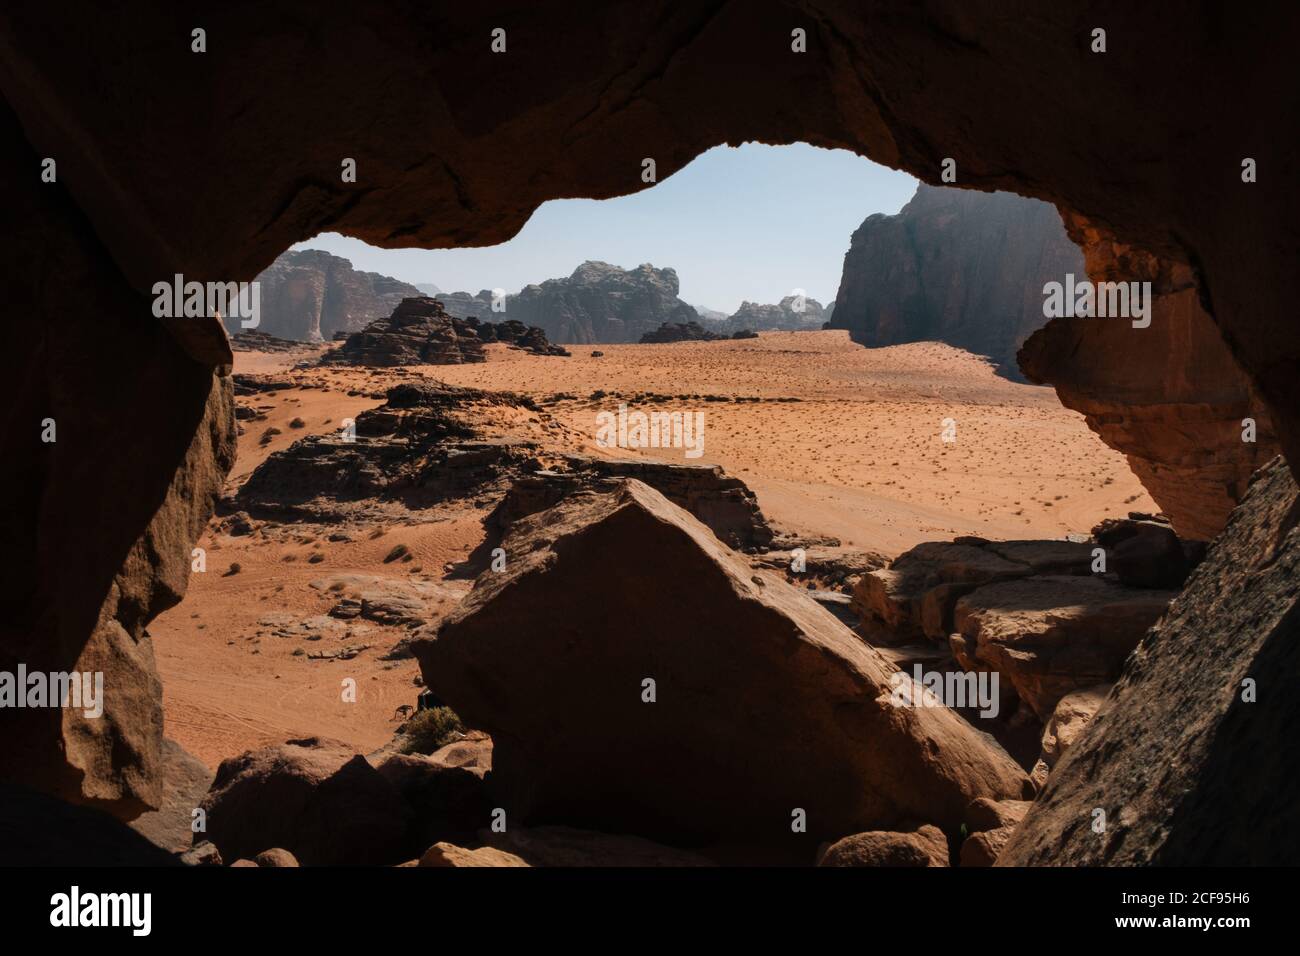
[149,142,1180,785]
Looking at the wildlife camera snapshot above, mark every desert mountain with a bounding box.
[828,184,1084,379]
[438,261,700,344]
[710,295,828,335]
[246,249,422,342]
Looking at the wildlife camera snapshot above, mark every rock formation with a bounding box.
[248,248,421,342]
[1000,457,1300,865]
[950,577,1175,720]
[816,825,949,867]
[0,101,236,817]
[234,382,538,519]
[488,454,774,551]
[638,320,724,343]
[415,480,1029,845]
[1019,216,1282,540]
[470,316,570,356]
[323,296,487,366]
[829,184,1084,379]
[716,296,827,334]
[504,262,700,343]
[198,736,415,866]
[4,3,1298,864]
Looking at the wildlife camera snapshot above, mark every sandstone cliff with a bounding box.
[715,296,827,334]
[501,261,700,344]
[1018,215,1282,540]
[829,184,1084,378]
[999,457,1300,865]
[247,249,421,342]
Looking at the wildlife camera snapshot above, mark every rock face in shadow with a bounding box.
[3,3,1298,851]
[0,783,182,866]
[1000,457,1300,865]
[829,184,1084,378]
[1019,216,1282,540]
[415,480,1028,846]
[249,248,422,342]
[199,736,415,866]
[0,101,236,818]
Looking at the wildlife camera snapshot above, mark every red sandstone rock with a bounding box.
[415,479,1029,845]
[817,825,949,867]
[951,576,1174,720]
[199,736,415,866]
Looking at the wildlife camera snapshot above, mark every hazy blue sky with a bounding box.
[293,143,918,314]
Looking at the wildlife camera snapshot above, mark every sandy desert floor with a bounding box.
[152,330,1155,768]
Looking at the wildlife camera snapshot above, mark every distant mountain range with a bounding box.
[251,189,1081,366]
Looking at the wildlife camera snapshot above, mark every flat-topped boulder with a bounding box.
[414,479,1028,845]
[852,538,1095,644]
[951,577,1175,720]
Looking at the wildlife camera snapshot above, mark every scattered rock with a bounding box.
[639,320,725,343]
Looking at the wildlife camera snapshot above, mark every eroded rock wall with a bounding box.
[1019,215,1282,540]
[0,103,236,817]
[999,458,1300,865]
[830,184,1084,377]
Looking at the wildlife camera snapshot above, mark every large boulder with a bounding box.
[198,736,415,866]
[415,480,1028,845]
[816,825,949,867]
[1000,457,1300,865]
[950,576,1174,720]
[852,538,1093,644]
[488,454,774,551]
[127,739,214,853]
[1030,684,1111,787]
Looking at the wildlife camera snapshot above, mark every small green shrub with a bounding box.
[397,706,465,755]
